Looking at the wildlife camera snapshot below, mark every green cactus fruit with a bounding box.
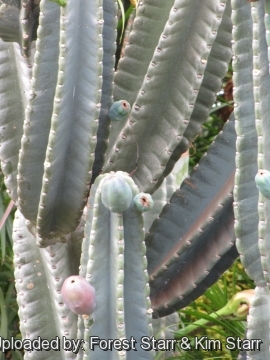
[108,100,131,121]
[133,193,154,212]
[101,173,133,212]
[61,276,95,315]
[255,169,270,199]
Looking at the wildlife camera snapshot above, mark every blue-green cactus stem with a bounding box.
[247,285,270,359]
[144,181,167,234]
[20,0,39,59]
[152,312,179,360]
[91,0,118,182]
[13,210,78,360]
[153,0,232,192]
[106,0,175,173]
[264,0,270,70]
[76,174,108,358]
[83,174,128,359]
[0,40,30,201]
[252,0,270,288]
[36,0,103,242]
[123,201,154,360]
[232,0,263,284]
[104,0,228,194]
[0,2,21,43]
[108,100,131,121]
[17,0,60,224]
[81,172,153,359]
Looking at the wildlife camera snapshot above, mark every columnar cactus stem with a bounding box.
[232,0,263,283]
[17,0,60,223]
[80,172,153,360]
[252,1,270,288]
[264,0,270,69]
[0,39,30,201]
[233,0,270,357]
[13,210,79,360]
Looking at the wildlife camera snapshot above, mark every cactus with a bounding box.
[1,0,270,358]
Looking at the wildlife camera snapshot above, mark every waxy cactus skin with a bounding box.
[101,173,133,212]
[61,276,95,315]
[255,170,270,200]
[133,193,154,212]
[107,100,131,121]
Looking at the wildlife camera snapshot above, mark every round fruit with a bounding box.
[133,193,154,212]
[108,100,131,121]
[255,169,270,200]
[101,174,133,213]
[61,276,95,315]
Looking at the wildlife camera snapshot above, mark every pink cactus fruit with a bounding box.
[61,275,95,315]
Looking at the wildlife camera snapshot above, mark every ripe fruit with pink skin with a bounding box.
[61,275,95,315]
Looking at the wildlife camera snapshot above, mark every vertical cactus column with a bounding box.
[0,39,30,201]
[79,172,153,360]
[16,0,104,244]
[232,0,270,358]
[13,209,83,360]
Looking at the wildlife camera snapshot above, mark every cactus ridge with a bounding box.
[17,0,60,223]
[252,1,270,289]
[154,0,232,192]
[0,40,30,201]
[36,0,103,241]
[232,0,264,284]
[91,0,118,182]
[13,210,78,360]
[104,0,228,194]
